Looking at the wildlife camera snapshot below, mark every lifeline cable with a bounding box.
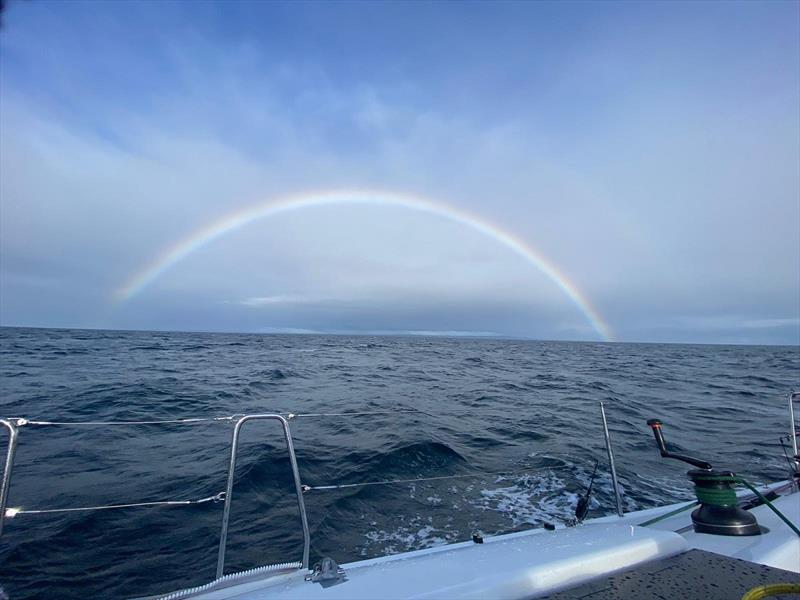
[301,465,571,492]
[5,491,226,518]
[17,416,242,426]
[289,409,423,419]
[10,409,424,427]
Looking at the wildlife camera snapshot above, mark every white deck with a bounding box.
[163,481,799,600]
[654,489,800,571]
[192,524,686,600]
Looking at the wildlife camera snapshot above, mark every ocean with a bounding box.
[0,327,797,599]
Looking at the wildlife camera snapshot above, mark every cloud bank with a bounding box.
[0,1,798,344]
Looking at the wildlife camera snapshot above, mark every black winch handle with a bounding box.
[647,419,713,470]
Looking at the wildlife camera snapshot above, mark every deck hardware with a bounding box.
[0,419,19,537]
[306,557,347,587]
[216,414,310,579]
[789,392,799,474]
[646,419,712,470]
[646,419,761,536]
[574,460,599,523]
[600,402,624,516]
[472,532,484,543]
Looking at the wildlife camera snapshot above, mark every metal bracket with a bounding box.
[305,557,347,588]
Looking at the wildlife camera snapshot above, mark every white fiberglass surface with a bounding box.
[195,524,687,600]
[682,493,800,572]
[173,482,799,600]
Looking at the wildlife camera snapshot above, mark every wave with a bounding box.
[1,328,797,600]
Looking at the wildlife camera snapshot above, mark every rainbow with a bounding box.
[114,190,613,340]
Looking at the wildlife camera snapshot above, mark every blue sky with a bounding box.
[0,0,798,344]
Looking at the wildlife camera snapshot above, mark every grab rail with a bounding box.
[216,414,310,579]
[0,419,19,537]
[0,414,310,579]
[599,402,624,517]
[790,392,799,472]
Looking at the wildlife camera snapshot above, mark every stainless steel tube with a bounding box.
[790,392,799,472]
[600,402,624,517]
[216,415,310,579]
[0,419,19,537]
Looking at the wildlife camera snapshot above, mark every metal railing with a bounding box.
[1,394,797,595]
[600,402,624,517]
[0,419,19,537]
[216,414,310,578]
[0,414,311,580]
[790,392,799,472]
[1,407,621,551]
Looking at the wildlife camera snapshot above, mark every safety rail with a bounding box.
[0,419,19,537]
[790,392,800,473]
[0,403,635,595]
[0,403,624,536]
[1,396,798,597]
[0,413,312,579]
[216,414,310,578]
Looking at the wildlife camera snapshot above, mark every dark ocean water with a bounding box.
[0,327,797,599]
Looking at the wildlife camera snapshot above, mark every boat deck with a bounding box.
[183,523,688,599]
[175,486,798,600]
[542,548,800,599]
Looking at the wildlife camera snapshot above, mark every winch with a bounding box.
[646,418,761,536]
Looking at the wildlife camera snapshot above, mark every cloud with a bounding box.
[237,295,330,307]
[0,1,797,343]
[674,316,800,331]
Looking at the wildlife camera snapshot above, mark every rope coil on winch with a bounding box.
[692,486,738,506]
[639,474,800,537]
[697,474,800,537]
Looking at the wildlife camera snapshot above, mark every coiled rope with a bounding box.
[693,485,738,506]
[694,474,800,538]
[741,583,800,600]
[639,475,800,537]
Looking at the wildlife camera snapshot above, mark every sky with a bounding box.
[0,0,798,344]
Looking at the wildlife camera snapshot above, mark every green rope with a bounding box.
[693,485,738,506]
[639,475,800,538]
[637,501,697,527]
[734,477,800,538]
